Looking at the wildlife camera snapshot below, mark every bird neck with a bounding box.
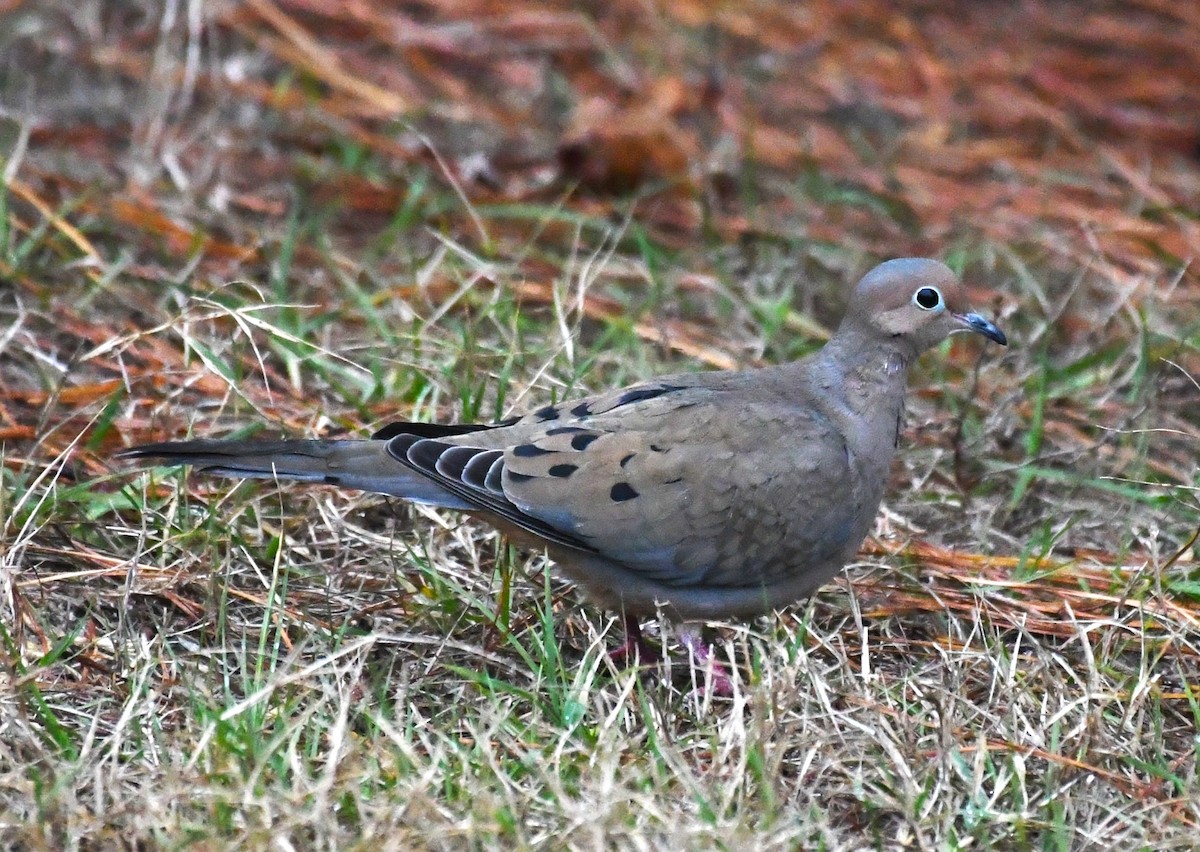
[820,321,913,384]
[808,324,914,455]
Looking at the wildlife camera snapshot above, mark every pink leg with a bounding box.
[678,625,735,697]
[607,614,659,666]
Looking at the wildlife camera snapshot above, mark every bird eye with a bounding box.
[913,286,942,311]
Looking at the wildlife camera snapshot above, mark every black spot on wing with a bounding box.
[548,464,577,478]
[619,453,635,468]
[376,384,689,442]
[545,426,591,436]
[383,433,593,551]
[513,443,555,458]
[614,384,686,407]
[610,482,638,502]
[570,433,599,451]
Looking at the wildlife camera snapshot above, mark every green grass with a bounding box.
[6,192,1199,846]
[3,1,1200,848]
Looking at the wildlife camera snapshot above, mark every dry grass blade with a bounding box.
[1,0,1199,847]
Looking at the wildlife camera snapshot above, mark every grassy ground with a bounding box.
[2,0,1199,848]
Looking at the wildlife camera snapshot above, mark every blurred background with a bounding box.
[1,1,1198,847]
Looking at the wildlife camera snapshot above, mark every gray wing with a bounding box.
[384,379,858,589]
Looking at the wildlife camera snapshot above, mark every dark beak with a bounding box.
[957,312,1007,346]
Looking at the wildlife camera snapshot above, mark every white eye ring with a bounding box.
[913,286,943,311]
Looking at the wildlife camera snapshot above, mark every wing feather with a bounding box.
[380,377,857,590]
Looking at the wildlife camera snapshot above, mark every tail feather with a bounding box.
[117,438,472,507]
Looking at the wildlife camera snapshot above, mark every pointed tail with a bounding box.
[117,438,470,507]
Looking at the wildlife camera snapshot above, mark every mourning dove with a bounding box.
[119,258,1006,683]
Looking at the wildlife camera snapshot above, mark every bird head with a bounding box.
[846,257,1007,355]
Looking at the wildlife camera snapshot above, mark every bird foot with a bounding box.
[607,614,660,667]
[679,626,735,698]
[606,618,734,697]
